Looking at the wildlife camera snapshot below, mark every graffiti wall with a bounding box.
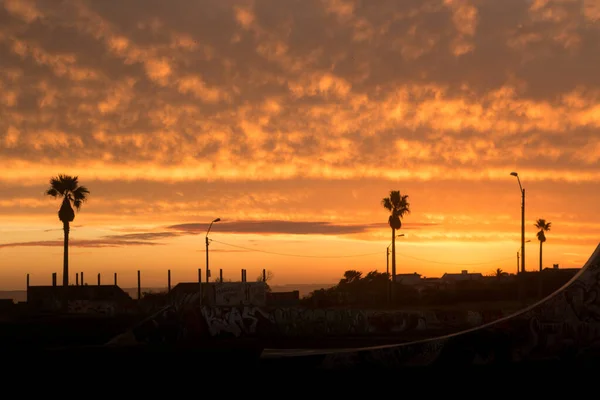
[192,306,509,338]
[214,283,267,306]
[68,300,117,315]
[114,303,512,345]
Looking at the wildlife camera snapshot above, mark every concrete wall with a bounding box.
[190,306,507,338]
[113,304,510,345]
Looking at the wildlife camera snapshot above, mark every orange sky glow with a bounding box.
[1,0,599,290]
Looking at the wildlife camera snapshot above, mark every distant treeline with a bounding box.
[300,269,579,309]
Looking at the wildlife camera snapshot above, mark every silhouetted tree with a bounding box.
[256,270,274,292]
[302,270,391,307]
[534,219,552,271]
[382,190,410,298]
[45,175,90,287]
[339,270,362,284]
[494,268,505,279]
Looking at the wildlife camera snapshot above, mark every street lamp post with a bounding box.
[205,218,220,283]
[387,234,404,304]
[510,172,525,273]
[516,240,531,274]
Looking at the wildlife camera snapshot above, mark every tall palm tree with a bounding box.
[382,190,410,298]
[45,175,90,287]
[534,218,551,272]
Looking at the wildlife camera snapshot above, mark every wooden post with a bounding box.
[241,269,244,282]
[137,270,141,300]
[114,272,117,286]
[76,273,79,286]
[168,269,171,293]
[81,271,84,285]
[52,273,57,287]
[263,269,266,282]
[97,273,101,286]
[219,269,223,283]
[198,268,202,306]
[26,273,30,289]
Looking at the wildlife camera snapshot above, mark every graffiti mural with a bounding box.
[214,283,267,306]
[200,306,275,337]
[108,303,512,345]
[68,300,116,315]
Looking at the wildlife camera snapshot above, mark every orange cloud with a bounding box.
[1,0,599,288]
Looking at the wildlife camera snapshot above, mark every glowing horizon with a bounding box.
[1,0,599,290]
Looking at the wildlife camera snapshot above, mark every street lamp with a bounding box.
[510,172,526,273]
[387,234,404,303]
[205,218,220,283]
[517,240,531,274]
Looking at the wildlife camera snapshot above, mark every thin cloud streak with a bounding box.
[101,232,182,241]
[0,239,164,249]
[166,220,439,235]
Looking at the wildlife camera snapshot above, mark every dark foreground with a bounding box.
[6,344,600,378]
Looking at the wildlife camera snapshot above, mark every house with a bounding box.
[27,285,135,315]
[267,291,300,307]
[441,270,484,282]
[0,299,15,319]
[394,273,423,285]
[168,281,268,307]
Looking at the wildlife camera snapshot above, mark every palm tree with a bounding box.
[45,175,90,287]
[382,190,410,299]
[534,219,551,272]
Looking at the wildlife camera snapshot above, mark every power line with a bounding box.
[208,239,382,258]
[395,252,515,266]
[209,238,515,265]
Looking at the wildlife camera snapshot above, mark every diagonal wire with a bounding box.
[395,252,515,266]
[208,238,381,258]
[210,238,515,265]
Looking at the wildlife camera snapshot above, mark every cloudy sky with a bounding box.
[1,0,599,289]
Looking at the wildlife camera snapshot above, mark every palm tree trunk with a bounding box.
[63,221,69,287]
[391,228,396,302]
[539,240,543,272]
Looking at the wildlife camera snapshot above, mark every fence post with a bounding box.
[168,269,171,293]
[97,273,101,286]
[263,269,266,282]
[219,269,223,283]
[52,272,57,286]
[114,272,118,286]
[137,270,141,300]
[198,268,203,306]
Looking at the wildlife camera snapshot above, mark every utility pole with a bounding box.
[386,247,390,304]
[521,188,526,273]
[205,236,209,283]
[511,172,526,273]
[205,218,220,283]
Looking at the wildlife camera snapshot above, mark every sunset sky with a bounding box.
[1,0,599,290]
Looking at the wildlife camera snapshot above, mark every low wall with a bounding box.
[195,306,507,337]
[114,305,510,345]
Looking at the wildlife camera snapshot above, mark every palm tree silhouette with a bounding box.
[534,218,551,272]
[382,190,410,299]
[45,175,90,287]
